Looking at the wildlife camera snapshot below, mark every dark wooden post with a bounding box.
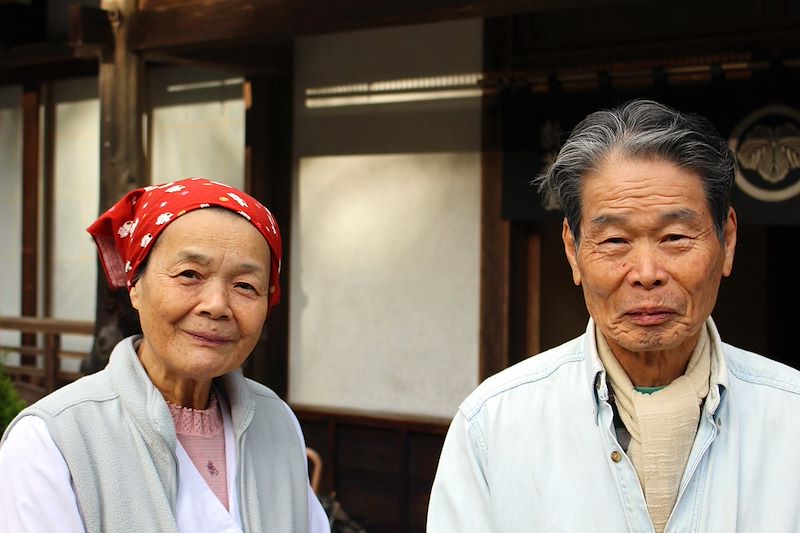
[44,333,59,394]
[243,73,293,397]
[98,0,147,209]
[479,17,513,380]
[71,0,147,372]
[20,83,40,364]
[480,17,543,378]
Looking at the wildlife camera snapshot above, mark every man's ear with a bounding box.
[562,219,582,286]
[722,207,737,278]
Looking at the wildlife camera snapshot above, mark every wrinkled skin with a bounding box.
[129,209,271,408]
[562,156,737,386]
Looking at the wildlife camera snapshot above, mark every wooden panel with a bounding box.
[338,426,403,473]
[299,420,331,487]
[409,477,435,531]
[408,432,446,530]
[408,432,445,478]
[295,406,447,532]
[338,472,405,531]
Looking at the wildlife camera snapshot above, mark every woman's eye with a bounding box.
[179,270,199,279]
[235,282,256,292]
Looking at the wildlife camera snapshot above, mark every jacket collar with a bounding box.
[108,336,256,446]
[585,318,730,423]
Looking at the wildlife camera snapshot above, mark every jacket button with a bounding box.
[610,450,622,463]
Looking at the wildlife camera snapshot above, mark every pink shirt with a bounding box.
[168,392,228,509]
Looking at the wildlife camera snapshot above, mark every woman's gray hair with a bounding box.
[535,99,735,244]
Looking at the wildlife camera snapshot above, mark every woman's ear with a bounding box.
[129,280,141,311]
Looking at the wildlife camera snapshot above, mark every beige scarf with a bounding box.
[597,326,710,533]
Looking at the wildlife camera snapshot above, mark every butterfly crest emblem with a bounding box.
[737,124,800,184]
[730,105,800,203]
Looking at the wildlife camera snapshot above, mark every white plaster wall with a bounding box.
[0,86,23,363]
[290,20,483,418]
[150,67,245,189]
[50,77,100,361]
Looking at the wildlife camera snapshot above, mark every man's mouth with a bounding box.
[624,308,675,325]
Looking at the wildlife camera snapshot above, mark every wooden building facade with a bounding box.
[2,1,799,531]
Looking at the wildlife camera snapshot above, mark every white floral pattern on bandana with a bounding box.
[227,192,248,208]
[117,221,133,238]
[87,177,284,308]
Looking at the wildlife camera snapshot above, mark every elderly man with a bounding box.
[427,100,800,533]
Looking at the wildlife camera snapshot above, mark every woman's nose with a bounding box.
[197,281,231,319]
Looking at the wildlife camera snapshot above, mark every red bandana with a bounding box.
[87,178,282,308]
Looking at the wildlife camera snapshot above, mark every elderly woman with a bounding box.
[0,178,329,532]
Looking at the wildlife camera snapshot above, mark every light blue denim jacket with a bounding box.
[428,319,800,532]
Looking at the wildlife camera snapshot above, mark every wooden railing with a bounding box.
[0,316,94,404]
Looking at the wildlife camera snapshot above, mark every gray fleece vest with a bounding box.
[2,336,309,532]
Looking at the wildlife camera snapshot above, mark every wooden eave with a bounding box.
[126,0,654,54]
[0,41,97,86]
[510,27,800,72]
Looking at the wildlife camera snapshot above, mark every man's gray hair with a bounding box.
[536,99,735,244]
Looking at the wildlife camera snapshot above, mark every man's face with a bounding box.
[562,156,737,360]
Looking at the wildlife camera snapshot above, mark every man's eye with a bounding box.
[664,234,687,242]
[602,237,626,245]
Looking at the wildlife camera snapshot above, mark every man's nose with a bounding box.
[625,245,668,289]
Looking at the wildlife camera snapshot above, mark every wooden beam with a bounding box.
[145,41,292,77]
[128,0,652,54]
[69,5,115,57]
[0,316,95,336]
[0,42,96,86]
[510,28,800,72]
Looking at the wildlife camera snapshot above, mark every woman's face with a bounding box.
[129,208,270,389]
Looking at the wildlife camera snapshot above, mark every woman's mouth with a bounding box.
[185,331,232,346]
